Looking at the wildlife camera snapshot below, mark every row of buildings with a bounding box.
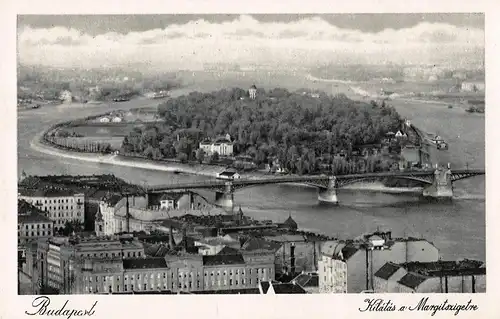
[18,174,485,294]
[318,231,485,293]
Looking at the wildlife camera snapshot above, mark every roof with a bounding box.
[260,281,271,293]
[292,273,319,288]
[19,186,75,197]
[192,288,260,294]
[218,171,238,177]
[216,246,240,255]
[374,262,402,280]
[18,213,52,224]
[122,258,167,270]
[144,243,171,257]
[159,193,183,201]
[398,273,428,289]
[103,194,123,206]
[18,200,52,224]
[250,85,257,89]
[202,254,245,266]
[270,282,307,294]
[282,216,298,229]
[400,260,485,277]
[241,237,281,252]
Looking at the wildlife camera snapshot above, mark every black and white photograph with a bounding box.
[15,12,486,298]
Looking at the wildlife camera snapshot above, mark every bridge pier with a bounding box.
[215,182,234,211]
[423,168,453,199]
[318,177,338,205]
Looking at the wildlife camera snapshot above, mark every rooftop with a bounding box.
[291,272,319,288]
[397,273,428,289]
[202,254,245,266]
[123,258,168,270]
[374,262,402,280]
[192,288,260,294]
[18,200,52,224]
[400,260,485,277]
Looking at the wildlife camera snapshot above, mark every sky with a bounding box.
[17,14,485,70]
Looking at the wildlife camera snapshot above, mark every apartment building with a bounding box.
[34,236,145,294]
[318,231,439,293]
[18,200,54,246]
[374,259,486,293]
[18,187,84,231]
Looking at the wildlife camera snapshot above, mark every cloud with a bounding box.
[17,15,484,69]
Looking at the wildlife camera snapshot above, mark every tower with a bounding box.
[249,85,257,100]
[94,207,104,236]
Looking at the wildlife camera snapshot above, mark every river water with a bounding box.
[17,84,485,261]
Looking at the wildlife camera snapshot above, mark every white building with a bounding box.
[18,188,84,231]
[112,116,123,123]
[199,135,234,157]
[99,117,111,123]
[249,85,257,100]
[318,231,439,293]
[318,241,349,293]
[59,90,72,104]
[159,194,179,210]
[461,81,485,93]
[216,171,241,180]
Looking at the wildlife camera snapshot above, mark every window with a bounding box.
[131,284,134,291]
[144,283,147,290]
[229,279,233,286]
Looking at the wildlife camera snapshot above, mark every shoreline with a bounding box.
[31,130,425,194]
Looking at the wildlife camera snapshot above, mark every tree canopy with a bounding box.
[121,87,403,174]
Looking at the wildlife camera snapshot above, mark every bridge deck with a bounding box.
[145,169,484,193]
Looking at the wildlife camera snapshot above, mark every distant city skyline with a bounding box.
[17,14,484,70]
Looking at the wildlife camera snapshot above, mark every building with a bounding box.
[216,170,241,180]
[318,231,439,293]
[159,193,181,210]
[34,236,145,294]
[318,241,348,293]
[461,81,485,93]
[249,85,257,99]
[194,236,241,255]
[111,116,122,123]
[258,281,306,294]
[99,117,111,123]
[199,135,234,157]
[59,90,72,104]
[18,187,85,231]
[18,200,54,246]
[374,260,486,293]
[290,272,319,293]
[99,195,149,235]
[74,257,169,294]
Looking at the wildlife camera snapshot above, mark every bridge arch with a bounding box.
[337,175,433,188]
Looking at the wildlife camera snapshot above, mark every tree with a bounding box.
[211,151,220,162]
[61,219,84,236]
[196,148,205,164]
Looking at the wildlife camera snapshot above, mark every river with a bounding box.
[17,82,485,261]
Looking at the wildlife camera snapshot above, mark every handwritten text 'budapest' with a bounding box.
[25,296,98,319]
[359,297,478,316]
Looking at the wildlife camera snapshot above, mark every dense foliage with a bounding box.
[121,87,403,174]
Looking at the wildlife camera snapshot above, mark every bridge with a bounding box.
[144,168,485,209]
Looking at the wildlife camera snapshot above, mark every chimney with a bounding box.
[182,228,188,252]
[169,226,174,249]
[290,243,296,276]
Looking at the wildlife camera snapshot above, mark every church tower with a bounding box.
[94,207,104,236]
